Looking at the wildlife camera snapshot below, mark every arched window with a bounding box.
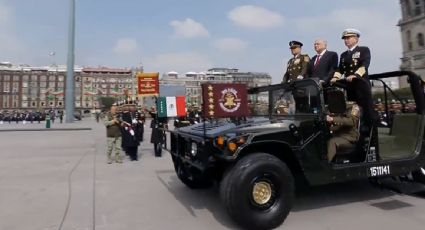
[418,33,424,47]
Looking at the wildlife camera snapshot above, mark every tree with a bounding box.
[99,97,116,109]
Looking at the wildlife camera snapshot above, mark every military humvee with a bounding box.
[166,71,425,229]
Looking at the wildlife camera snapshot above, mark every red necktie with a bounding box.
[314,55,321,67]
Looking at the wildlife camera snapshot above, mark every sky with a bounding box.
[0,0,402,83]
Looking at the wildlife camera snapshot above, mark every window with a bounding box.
[407,30,413,51]
[4,75,10,81]
[418,33,424,47]
[58,76,64,81]
[22,75,29,81]
[31,75,37,81]
[13,75,20,81]
[414,0,422,16]
[40,75,47,81]
[3,82,10,92]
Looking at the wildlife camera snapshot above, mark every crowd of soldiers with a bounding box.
[0,110,62,124]
[104,101,204,163]
[104,101,146,163]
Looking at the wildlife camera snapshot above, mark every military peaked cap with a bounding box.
[289,40,303,48]
[341,28,361,39]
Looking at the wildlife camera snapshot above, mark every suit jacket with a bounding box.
[306,50,338,84]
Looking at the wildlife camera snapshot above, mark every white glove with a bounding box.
[297,75,304,80]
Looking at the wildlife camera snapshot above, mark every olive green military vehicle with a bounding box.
[166,71,425,229]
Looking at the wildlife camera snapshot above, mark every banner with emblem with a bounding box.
[137,72,159,96]
[202,83,248,118]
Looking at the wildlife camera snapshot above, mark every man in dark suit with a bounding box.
[306,39,338,86]
[331,28,374,125]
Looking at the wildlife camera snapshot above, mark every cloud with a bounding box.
[170,18,210,38]
[113,38,138,55]
[213,38,248,52]
[294,8,402,73]
[145,52,213,74]
[228,5,284,29]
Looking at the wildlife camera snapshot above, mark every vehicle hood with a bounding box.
[176,117,300,138]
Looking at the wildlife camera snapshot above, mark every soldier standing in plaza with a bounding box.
[282,41,310,83]
[121,103,140,161]
[104,104,123,164]
[331,28,375,126]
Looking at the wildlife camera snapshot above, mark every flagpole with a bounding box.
[65,0,75,123]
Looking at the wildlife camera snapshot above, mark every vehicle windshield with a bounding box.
[248,80,321,116]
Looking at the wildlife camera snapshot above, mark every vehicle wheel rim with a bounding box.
[252,181,272,205]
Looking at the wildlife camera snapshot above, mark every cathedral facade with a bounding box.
[399,0,425,79]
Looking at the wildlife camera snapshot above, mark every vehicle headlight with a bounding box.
[190,142,198,156]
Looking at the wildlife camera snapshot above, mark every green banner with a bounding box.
[157,96,167,117]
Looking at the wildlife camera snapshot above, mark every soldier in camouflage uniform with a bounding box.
[282,40,310,83]
[104,105,123,164]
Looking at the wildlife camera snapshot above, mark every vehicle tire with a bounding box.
[412,167,425,184]
[220,153,294,230]
[173,157,213,189]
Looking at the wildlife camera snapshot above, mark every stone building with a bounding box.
[399,0,425,79]
[0,63,133,111]
[160,68,272,106]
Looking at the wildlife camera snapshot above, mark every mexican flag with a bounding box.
[157,96,186,117]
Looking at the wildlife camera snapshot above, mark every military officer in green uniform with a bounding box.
[326,93,360,163]
[282,40,310,83]
[104,104,123,164]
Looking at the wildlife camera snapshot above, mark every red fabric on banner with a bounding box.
[202,83,248,118]
[137,72,159,96]
[176,96,186,116]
